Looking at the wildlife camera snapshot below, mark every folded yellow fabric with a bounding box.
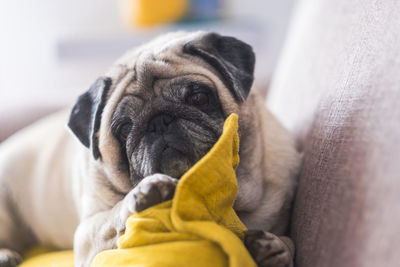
[20,113,256,267]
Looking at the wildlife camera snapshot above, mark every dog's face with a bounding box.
[68,31,255,186]
[110,76,225,180]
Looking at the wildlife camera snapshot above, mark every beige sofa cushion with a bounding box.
[0,105,63,143]
[267,0,400,266]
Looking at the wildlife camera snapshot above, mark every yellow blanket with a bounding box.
[21,114,256,267]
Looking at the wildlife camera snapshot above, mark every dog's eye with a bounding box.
[118,123,132,141]
[187,92,209,107]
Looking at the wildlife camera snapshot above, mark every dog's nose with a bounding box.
[147,114,174,133]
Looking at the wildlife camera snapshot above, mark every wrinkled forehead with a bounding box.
[103,31,232,106]
[110,48,216,97]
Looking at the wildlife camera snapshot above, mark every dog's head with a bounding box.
[68,31,255,186]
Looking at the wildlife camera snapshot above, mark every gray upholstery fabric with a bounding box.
[267,0,400,266]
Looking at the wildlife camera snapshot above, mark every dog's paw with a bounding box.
[0,249,22,267]
[129,174,178,212]
[244,230,293,267]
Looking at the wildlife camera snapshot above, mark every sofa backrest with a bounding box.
[267,0,400,266]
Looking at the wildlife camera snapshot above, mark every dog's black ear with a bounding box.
[183,33,255,102]
[68,77,112,159]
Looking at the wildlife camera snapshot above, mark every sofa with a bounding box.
[267,0,400,266]
[2,0,400,266]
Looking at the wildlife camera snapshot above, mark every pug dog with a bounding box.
[0,31,301,267]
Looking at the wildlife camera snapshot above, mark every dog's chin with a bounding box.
[132,137,196,180]
[159,147,192,178]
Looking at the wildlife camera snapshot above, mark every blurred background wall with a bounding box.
[0,0,296,113]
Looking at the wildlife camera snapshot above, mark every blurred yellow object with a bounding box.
[21,249,74,267]
[119,0,188,27]
[22,246,56,260]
